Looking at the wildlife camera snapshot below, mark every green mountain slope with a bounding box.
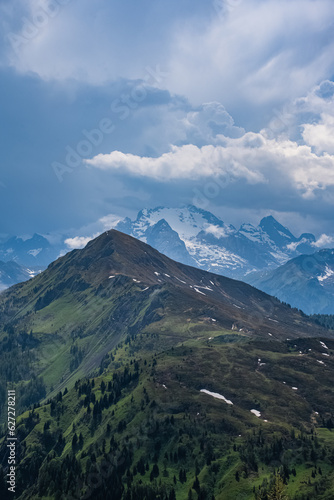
[2,330,334,499]
[0,230,327,418]
[0,230,334,499]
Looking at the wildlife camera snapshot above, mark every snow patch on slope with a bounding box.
[318,266,334,283]
[200,389,233,405]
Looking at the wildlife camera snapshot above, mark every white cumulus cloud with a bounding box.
[65,234,99,249]
[312,234,334,248]
[204,224,232,238]
[86,132,334,201]
[85,141,266,183]
[303,114,334,155]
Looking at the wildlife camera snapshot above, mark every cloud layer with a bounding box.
[83,79,334,237]
[2,0,334,117]
[0,1,334,239]
[86,130,334,199]
[168,0,334,112]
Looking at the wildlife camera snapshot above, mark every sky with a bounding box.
[1,0,334,242]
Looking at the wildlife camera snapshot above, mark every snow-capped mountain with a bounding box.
[0,206,323,294]
[0,260,38,292]
[116,206,317,279]
[0,233,62,268]
[247,249,334,314]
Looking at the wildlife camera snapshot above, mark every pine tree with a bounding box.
[169,489,176,500]
[268,473,288,500]
[193,476,200,492]
[150,463,160,481]
[72,433,78,449]
[0,466,8,498]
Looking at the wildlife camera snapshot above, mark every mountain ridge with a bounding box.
[0,229,329,407]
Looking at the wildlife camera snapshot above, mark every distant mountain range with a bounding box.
[0,234,60,290]
[1,205,333,314]
[116,205,317,279]
[0,233,61,268]
[1,207,319,282]
[115,205,334,314]
[247,249,334,314]
[0,260,37,291]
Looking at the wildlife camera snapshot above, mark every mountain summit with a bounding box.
[0,229,327,399]
[259,215,295,246]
